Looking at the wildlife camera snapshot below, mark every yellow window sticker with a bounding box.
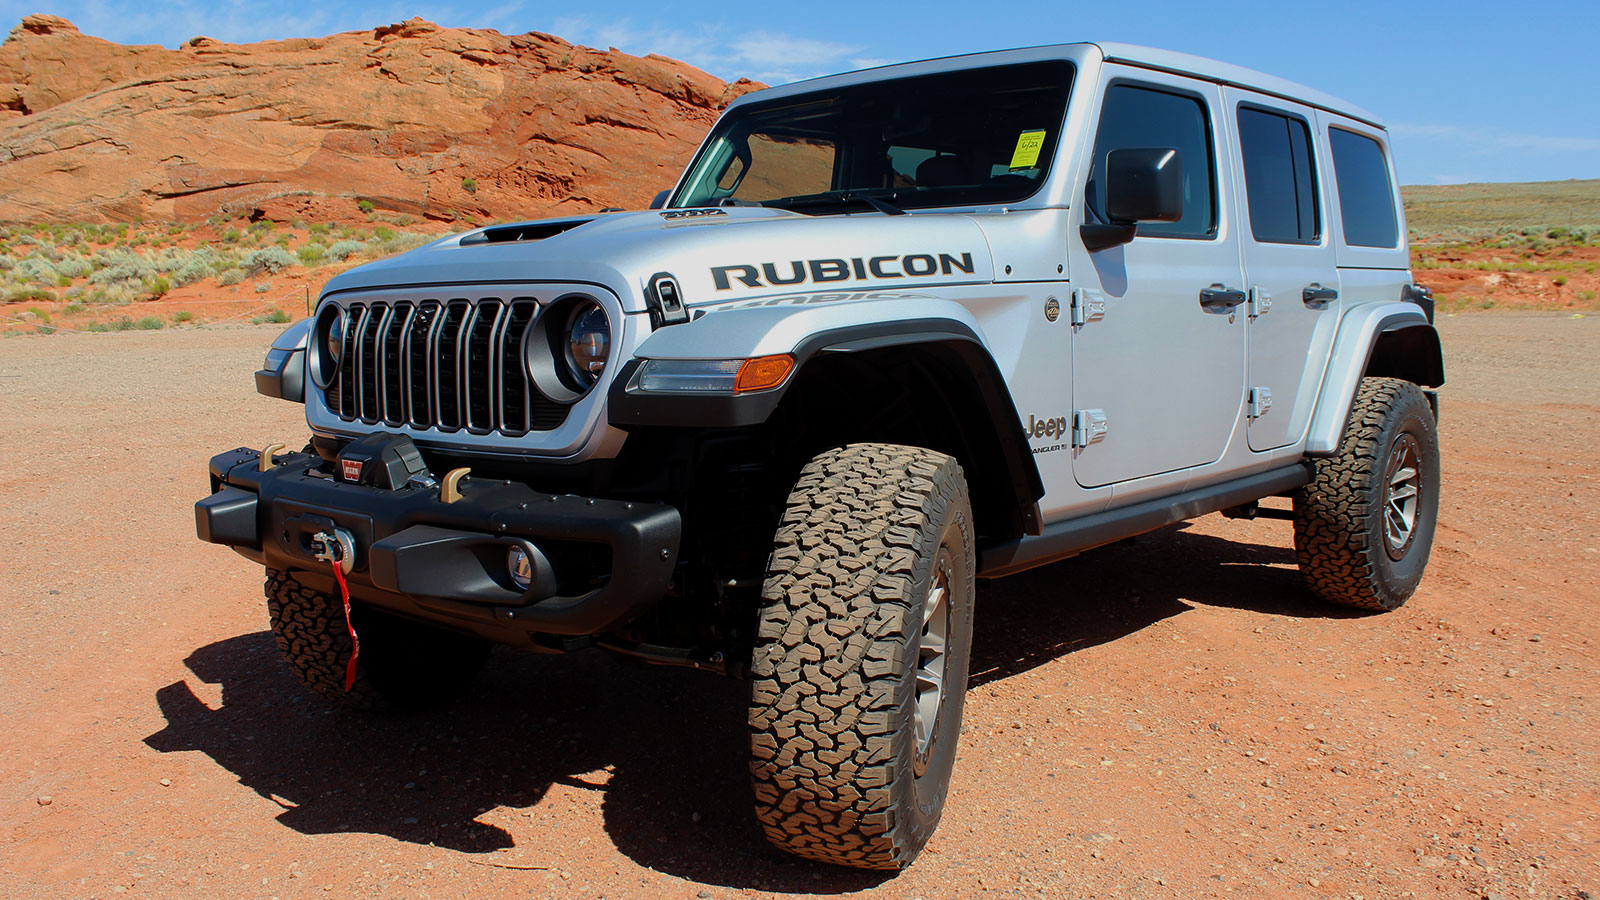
[1009,130,1048,169]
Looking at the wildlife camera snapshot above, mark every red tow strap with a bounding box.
[330,555,360,692]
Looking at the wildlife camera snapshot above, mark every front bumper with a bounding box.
[195,444,681,643]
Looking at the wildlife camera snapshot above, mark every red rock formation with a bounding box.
[0,15,760,222]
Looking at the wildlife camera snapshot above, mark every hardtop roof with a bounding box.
[733,42,1385,131]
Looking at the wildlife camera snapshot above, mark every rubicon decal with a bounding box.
[711,252,976,290]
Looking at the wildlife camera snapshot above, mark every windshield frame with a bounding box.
[669,58,1077,214]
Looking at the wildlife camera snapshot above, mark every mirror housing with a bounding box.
[649,189,671,210]
[1081,147,1184,252]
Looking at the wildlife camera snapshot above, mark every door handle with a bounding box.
[1302,284,1339,306]
[1199,285,1247,312]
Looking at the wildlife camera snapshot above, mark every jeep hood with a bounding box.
[319,208,997,311]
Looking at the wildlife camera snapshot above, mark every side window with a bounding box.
[1237,106,1319,244]
[1328,128,1399,248]
[1088,84,1217,238]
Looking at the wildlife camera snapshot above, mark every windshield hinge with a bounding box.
[646,273,690,328]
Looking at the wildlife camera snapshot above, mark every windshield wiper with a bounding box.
[763,191,908,216]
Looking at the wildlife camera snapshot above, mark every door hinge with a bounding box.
[1248,286,1272,319]
[1072,408,1108,448]
[1071,289,1106,327]
[1248,387,1273,419]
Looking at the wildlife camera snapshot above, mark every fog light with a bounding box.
[508,546,534,590]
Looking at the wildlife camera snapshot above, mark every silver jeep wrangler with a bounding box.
[198,41,1442,870]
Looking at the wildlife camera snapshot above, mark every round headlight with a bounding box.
[308,303,345,390]
[565,302,611,386]
[524,294,613,405]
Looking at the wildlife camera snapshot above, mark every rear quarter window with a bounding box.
[1329,128,1399,248]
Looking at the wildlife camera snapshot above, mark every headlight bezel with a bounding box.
[525,293,611,404]
[307,303,345,391]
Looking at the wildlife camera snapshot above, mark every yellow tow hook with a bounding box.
[259,442,286,472]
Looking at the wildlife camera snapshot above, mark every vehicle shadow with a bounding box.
[146,520,1368,891]
[970,520,1370,686]
[145,631,890,893]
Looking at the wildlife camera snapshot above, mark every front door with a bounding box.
[1068,69,1246,488]
[1225,89,1342,452]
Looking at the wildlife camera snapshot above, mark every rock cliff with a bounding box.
[0,15,760,222]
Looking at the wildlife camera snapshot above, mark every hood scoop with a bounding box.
[460,218,594,245]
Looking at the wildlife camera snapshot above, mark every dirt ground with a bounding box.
[1,313,1596,900]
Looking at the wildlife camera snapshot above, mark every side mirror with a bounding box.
[649,190,671,210]
[1081,147,1184,251]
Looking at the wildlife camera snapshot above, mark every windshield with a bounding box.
[673,60,1075,213]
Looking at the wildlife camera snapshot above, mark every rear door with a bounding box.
[1067,68,1246,488]
[1224,90,1341,451]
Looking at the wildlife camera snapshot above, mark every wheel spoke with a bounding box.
[923,585,946,627]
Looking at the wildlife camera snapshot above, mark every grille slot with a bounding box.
[320,295,571,436]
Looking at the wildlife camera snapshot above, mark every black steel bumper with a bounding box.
[195,444,681,643]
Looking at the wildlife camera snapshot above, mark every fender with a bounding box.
[1305,302,1444,456]
[608,295,1045,534]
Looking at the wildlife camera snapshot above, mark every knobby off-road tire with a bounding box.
[749,443,975,870]
[266,569,491,711]
[1294,377,1441,611]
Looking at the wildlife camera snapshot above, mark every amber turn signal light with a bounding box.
[735,354,795,393]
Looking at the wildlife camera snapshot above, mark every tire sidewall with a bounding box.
[896,480,975,845]
[1366,389,1441,601]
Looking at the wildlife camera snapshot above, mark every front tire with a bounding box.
[266,569,492,710]
[1293,378,1441,610]
[748,443,975,870]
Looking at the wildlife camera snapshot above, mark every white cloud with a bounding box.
[549,17,868,84]
[1390,123,1600,156]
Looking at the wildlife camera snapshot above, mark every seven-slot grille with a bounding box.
[322,297,569,435]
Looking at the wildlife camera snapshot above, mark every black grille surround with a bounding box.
[322,294,573,437]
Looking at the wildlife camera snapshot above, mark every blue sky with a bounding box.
[6,0,1597,185]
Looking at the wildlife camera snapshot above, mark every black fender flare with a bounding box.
[608,318,1045,536]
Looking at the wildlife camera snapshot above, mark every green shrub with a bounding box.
[110,316,137,331]
[1553,275,1569,286]
[253,307,290,324]
[135,316,164,330]
[309,223,331,235]
[63,301,85,315]
[89,251,155,287]
[5,286,54,302]
[357,200,374,213]
[25,305,50,324]
[15,257,58,284]
[461,177,477,194]
[297,243,327,264]
[254,281,272,293]
[218,268,245,286]
[85,321,110,333]
[244,246,297,276]
[56,257,91,279]
[172,259,213,287]
[146,276,172,299]
[172,310,195,323]
[327,240,365,261]
[222,228,242,243]
[373,225,397,241]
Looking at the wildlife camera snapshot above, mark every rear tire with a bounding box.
[748,443,975,870]
[266,569,491,710]
[1293,378,1440,611]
